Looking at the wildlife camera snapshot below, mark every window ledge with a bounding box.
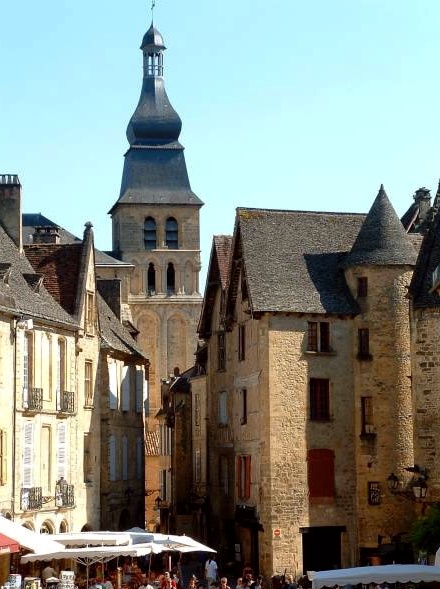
[218,423,228,428]
[360,432,377,440]
[309,417,332,423]
[357,353,373,361]
[305,350,336,356]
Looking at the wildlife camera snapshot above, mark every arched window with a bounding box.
[147,263,156,295]
[165,217,178,249]
[167,263,175,295]
[144,217,157,250]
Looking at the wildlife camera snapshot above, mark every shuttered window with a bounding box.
[122,436,129,481]
[307,448,335,498]
[121,365,130,412]
[108,361,118,409]
[135,369,144,413]
[109,435,117,481]
[57,422,67,481]
[136,437,143,480]
[236,455,251,500]
[22,422,34,487]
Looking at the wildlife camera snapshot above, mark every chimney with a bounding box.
[97,279,122,320]
[414,187,431,223]
[32,226,60,244]
[0,174,22,252]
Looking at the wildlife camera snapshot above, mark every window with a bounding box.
[22,422,35,488]
[238,324,246,361]
[219,455,229,496]
[307,321,331,352]
[307,449,335,498]
[159,425,172,456]
[84,433,93,483]
[84,360,93,406]
[109,435,117,481]
[41,425,52,494]
[167,262,175,295]
[217,332,226,371]
[368,482,381,505]
[236,455,251,500]
[218,391,228,426]
[108,360,118,409]
[358,328,371,358]
[357,277,368,297]
[0,430,7,485]
[56,339,66,410]
[310,378,330,420]
[144,217,157,250]
[136,437,143,480]
[121,365,131,412]
[165,217,178,249]
[147,263,156,294]
[361,396,374,434]
[23,332,33,409]
[56,422,67,482]
[86,292,95,333]
[194,449,201,483]
[122,436,128,481]
[135,368,145,414]
[240,388,247,425]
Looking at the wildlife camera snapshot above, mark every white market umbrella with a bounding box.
[49,532,131,547]
[311,564,440,589]
[0,515,64,553]
[125,528,216,553]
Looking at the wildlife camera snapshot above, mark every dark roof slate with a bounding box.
[97,294,146,359]
[0,226,77,327]
[343,185,417,268]
[237,208,366,314]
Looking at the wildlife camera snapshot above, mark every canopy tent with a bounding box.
[0,533,19,554]
[48,532,131,547]
[124,528,216,553]
[0,515,64,553]
[311,564,440,589]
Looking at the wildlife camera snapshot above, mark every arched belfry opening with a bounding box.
[167,262,175,295]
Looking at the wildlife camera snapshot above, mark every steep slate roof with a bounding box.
[409,189,440,308]
[198,235,233,336]
[343,185,417,268]
[24,243,83,315]
[236,208,366,315]
[0,226,77,327]
[97,293,145,358]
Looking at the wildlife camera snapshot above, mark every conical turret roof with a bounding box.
[343,185,417,267]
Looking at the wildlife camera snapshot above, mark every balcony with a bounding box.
[59,390,75,413]
[55,479,74,507]
[21,487,42,511]
[23,388,43,411]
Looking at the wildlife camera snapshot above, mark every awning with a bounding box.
[0,533,19,554]
[0,516,64,553]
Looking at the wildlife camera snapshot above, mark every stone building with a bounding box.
[106,18,203,526]
[0,174,148,533]
[198,186,429,576]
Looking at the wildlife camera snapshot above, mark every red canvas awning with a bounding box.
[0,533,20,554]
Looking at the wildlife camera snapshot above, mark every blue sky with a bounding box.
[1,0,440,288]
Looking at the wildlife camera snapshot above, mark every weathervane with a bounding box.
[151,0,156,21]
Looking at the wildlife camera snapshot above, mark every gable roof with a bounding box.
[198,235,233,337]
[97,294,146,359]
[0,225,77,327]
[231,207,366,315]
[343,185,417,268]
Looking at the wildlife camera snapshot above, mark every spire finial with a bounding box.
[151,0,156,22]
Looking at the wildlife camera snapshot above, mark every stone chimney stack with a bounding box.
[0,174,22,252]
[32,226,60,244]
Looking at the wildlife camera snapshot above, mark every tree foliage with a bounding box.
[409,505,440,554]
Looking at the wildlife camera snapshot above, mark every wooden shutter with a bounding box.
[122,436,128,480]
[308,448,335,498]
[22,422,34,487]
[121,365,130,411]
[136,437,143,480]
[109,435,117,481]
[57,422,67,480]
[244,455,251,499]
[108,361,118,409]
[135,368,144,413]
[236,456,242,499]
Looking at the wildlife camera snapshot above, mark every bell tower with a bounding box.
[108,17,203,524]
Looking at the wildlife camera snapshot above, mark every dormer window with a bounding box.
[144,217,157,250]
[165,217,178,249]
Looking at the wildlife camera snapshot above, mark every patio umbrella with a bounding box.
[49,532,131,547]
[0,533,20,554]
[125,528,216,552]
[21,543,161,588]
[0,515,64,553]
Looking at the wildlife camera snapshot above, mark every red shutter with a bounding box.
[236,456,242,499]
[308,449,335,498]
[244,456,251,499]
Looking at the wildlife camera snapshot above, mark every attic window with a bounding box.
[0,263,11,284]
[357,277,368,297]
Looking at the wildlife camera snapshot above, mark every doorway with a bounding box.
[301,526,344,573]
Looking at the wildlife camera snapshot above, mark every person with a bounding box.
[42,564,58,586]
[282,575,297,589]
[242,565,253,581]
[161,572,177,589]
[219,578,231,589]
[236,579,244,589]
[205,558,218,589]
